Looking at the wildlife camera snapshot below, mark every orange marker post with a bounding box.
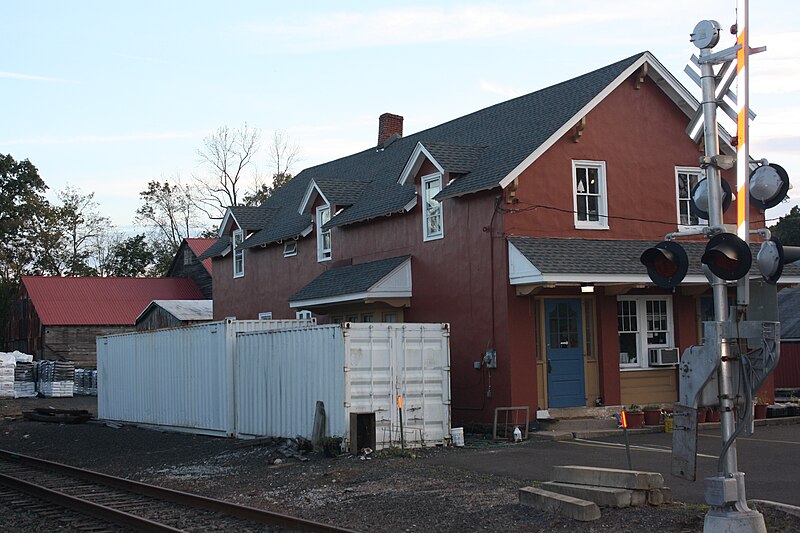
[398,395,405,450]
[621,410,632,470]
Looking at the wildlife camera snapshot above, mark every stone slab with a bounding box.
[552,466,664,490]
[519,486,601,522]
[542,481,632,508]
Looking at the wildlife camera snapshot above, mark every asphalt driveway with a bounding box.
[425,423,800,506]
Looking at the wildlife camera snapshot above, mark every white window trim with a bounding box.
[422,172,444,241]
[296,310,312,320]
[232,229,244,278]
[675,166,707,231]
[572,160,609,230]
[258,312,273,320]
[283,241,297,257]
[617,295,674,370]
[316,205,331,262]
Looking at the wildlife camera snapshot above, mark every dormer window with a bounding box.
[422,173,443,241]
[233,229,244,278]
[316,205,331,262]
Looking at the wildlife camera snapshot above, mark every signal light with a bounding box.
[701,233,752,280]
[750,163,789,210]
[641,241,689,289]
[756,238,800,284]
[690,178,733,220]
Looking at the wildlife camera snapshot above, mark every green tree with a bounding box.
[770,206,800,246]
[0,153,52,348]
[243,172,293,206]
[106,234,154,277]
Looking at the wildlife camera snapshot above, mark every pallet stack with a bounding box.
[73,369,98,396]
[37,360,75,398]
[0,353,14,399]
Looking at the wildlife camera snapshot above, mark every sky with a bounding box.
[2,1,799,233]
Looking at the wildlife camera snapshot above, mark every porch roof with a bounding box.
[508,237,800,287]
[288,255,412,309]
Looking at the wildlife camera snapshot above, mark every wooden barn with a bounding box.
[135,300,213,331]
[166,238,216,299]
[6,277,204,368]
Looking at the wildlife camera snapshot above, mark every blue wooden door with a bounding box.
[545,299,585,408]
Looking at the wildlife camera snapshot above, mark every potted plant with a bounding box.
[754,397,768,420]
[624,404,645,429]
[707,406,721,423]
[642,404,662,426]
[320,436,343,457]
[697,407,708,424]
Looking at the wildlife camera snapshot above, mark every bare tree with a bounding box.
[57,186,111,276]
[135,177,206,275]
[244,130,302,206]
[194,123,261,219]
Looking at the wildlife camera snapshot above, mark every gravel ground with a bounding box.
[1,397,798,532]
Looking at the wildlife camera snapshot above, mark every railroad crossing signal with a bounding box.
[640,241,689,289]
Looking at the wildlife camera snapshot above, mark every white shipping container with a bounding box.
[235,323,451,449]
[98,318,315,436]
[98,321,451,449]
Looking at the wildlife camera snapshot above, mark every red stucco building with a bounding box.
[201,52,797,424]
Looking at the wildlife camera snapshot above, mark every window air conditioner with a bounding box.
[651,347,679,366]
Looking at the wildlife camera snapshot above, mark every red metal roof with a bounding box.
[185,238,216,274]
[22,276,205,326]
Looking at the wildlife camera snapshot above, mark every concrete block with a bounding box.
[519,486,601,522]
[631,490,647,507]
[552,466,664,490]
[661,486,672,504]
[542,481,632,508]
[647,488,664,506]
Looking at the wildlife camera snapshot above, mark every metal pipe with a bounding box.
[699,46,740,481]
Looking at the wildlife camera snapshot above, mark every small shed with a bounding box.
[136,300,214,331]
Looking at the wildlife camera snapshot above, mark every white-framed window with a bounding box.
[676,167,706,229]
[232,229,244,278]
[617,296,674,369]
[422,173,443,241]
[316,205,331,262]
[258,312,273,320]
[296,310,312,320]
[572,160,608,229]
[283,241,297,257]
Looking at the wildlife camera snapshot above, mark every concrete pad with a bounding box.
[552,466,664,490]
[527,430,574,441]
[542,481,632,508]
[519,486,601,522]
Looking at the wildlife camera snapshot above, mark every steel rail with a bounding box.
[0,448,358,533]
[0,471,183,532]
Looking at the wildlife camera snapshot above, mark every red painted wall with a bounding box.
[211,69,760,422]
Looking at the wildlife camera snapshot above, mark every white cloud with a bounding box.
[479,79,522,99]
[1,130,209,146]
[0,71,77,84]
[241,5,634,52]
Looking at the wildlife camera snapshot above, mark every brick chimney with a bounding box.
[377,113,403,146]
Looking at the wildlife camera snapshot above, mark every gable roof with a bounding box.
[182,238,216,274]
[207,52,701,255]
[136,299,213,324]
[288,255,411,306]
[22,276,205,326]
[197,235,231,261]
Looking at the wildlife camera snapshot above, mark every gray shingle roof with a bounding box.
[314,178,371,207]
[237,53,649,245]
[509,236,800,278]
[424,143,487,176]
[230,206,278,231]
[197,235,230,261]
[288,255,410,302]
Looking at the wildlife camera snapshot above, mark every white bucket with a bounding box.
[451,427,465,447]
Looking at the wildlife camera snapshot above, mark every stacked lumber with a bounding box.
[0,353,14,399]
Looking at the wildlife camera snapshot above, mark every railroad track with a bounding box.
[0,449,357,533]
